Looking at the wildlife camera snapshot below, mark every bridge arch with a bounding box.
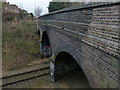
[54,51,91,87]
[41,31,52,58]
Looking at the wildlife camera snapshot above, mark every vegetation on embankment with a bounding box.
[2,19,41,71]
[0,2,1,10]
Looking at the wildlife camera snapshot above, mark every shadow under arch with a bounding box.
[54,51,91,88]
[41,31,52,58]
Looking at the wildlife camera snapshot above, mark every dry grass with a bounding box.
[2,19,41,71]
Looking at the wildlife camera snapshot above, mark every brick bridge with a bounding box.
[38,2,120,88]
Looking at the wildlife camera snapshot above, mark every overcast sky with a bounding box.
[7,0,52,15]
[6,0,119,15]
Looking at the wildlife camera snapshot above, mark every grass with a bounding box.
[0,2,1,10]
[2,19,41,71]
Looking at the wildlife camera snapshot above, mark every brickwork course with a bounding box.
[38,2,120,88]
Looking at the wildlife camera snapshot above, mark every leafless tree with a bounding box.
[34,6,42,18]
[18,3,24,9]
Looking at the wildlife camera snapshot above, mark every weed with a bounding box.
[2,19,41,71]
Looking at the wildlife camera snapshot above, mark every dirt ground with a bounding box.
[4,63,91,88]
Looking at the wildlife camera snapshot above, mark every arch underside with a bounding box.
[41,31,52,58]
[54,50,91,87]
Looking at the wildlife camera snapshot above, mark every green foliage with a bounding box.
[30,13,34,20]
[30,13,33,18]
[48,2,70,12]
[48,1,85,12]
[5,14,15,21]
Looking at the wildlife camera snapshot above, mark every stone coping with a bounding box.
[39,2,120,18]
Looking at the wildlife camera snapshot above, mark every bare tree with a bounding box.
[34,6,42,18]
[18,3,23,9]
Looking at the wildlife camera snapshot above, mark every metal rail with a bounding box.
[2,66,50,87]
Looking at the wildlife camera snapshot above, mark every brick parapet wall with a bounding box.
[39,3,120,59]
[39,2,119,88]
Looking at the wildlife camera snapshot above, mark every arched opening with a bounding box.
[41,31,52,58]
[53,51,91,88]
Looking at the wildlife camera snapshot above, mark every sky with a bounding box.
[7,0,52,15]
[6,0,120,15]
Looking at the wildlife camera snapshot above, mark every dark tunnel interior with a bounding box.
[41,31,52,58]
[54,51,91,88]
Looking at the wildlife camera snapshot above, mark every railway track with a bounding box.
[2,66,50,87]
